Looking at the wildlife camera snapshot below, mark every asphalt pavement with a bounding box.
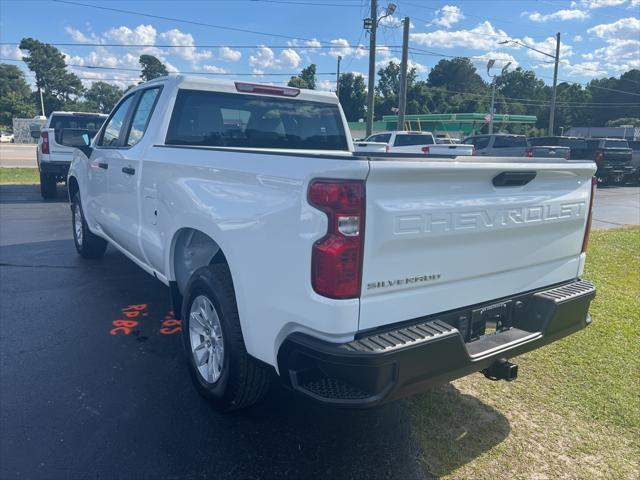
[0,144,38,168]
[0,183,638,479]
[0,184,428,480]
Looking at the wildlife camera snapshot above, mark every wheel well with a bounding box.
[172,228,226,295]
[68,176,79,202]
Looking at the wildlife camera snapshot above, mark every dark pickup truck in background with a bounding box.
[586,138,634,184]
[528,136,590,160]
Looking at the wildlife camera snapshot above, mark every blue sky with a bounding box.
[0,0,638,90]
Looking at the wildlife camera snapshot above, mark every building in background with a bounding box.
[566,126,639,140]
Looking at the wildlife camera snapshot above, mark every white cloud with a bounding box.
[202,64,228,74]
[374,57,429,74]
[472,51,520,71]
[587,17,640,40]
[317,79,335,91]
[379,14,403,28]
[248,46,301,72]
[305,39,322,49]
[105,24,157,45]
[527,9,589,22]
[65,26,94,43]
[218,46,241,62]
[0,44,23,60]
[521,35,574,61]
[581,0,627,8]
[431,5,465,28]
[158,29,212,64]
[573,35,584,42]
[328,38,367,58]
[411,21,511,50]
[564,61,608,77]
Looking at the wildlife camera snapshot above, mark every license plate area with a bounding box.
[459,300,513,342]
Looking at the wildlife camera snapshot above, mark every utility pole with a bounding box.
[397,16,410,132]
[336,55,342,98]
[365,0,378,137]
[548,32,561,136]
[489,79,496,134]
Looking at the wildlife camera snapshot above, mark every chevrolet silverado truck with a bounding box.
[585,138,634,184]
[355,131,474,156]
[33,111,107,198]
[67,76,597,411]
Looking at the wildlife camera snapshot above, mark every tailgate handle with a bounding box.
[493,171,536,187]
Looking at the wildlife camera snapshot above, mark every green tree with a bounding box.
[337,72,367,121]
[288,64,317,89]
[85,81,124,113]
[374,62,423,120]
[427,58,486,93]
[0,64,36,125]
[139,55,168,82]
[607,117,640,127]
[19,37,83,114]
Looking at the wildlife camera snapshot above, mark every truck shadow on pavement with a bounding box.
[0,188,511,479]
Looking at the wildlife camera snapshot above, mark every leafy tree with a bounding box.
[85,81,124,113]
[337,72,367,121]
[607,117,640,127]
[19,37,83,114]
[288,64,317,89]
[139,55,168,82]
[427,58,486,93]
[0,64,36,125]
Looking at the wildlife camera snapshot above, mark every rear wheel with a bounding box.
[40,172,57,198]
[71,193,107,259]
[182,264,273,411]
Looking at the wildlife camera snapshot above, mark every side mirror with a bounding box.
[30,125,41,139]
[60,128,93,157]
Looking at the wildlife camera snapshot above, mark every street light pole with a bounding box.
[489,79,496,134]
[365,0,378,138]
[397,16,410,131]
[548,32,561,136]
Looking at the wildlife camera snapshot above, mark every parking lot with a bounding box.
[0,184,428,480]
[0,181,638,479]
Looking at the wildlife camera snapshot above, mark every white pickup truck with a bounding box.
[354,131,474,156]
[68,76,597,411]
[33,111,107,198]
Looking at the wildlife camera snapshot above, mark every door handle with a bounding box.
[98,162,108,170]
[122,167,135,175]
[493,171,537,187]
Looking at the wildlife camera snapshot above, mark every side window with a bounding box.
[98,95,135,147]
[463,137,475,145]
[126,88,161,147]
[377,134,392,144]
[474,137,490,150]
[367,134,380,142]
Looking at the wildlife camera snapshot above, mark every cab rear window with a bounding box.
[165,89,348,151]
[49,115,105,144]
[393,134,434,146]
[493,136,527,148]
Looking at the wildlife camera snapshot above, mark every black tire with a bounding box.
[182,264,273,411]
[40,172,57,199]
[71,193,107,259]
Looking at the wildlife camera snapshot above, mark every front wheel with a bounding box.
[71,193,107,258]
[182,264,273,411]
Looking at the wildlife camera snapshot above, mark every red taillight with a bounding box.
[582,176,597,253]
[566,150,571,160]
[472,146,476,156]
[421,146,430,154]
[41,131,49,154]
[309,179,365,299]
[595,151,604,163]
[525,147,534,158]
[385,144,390,152]
[234,81,300,97]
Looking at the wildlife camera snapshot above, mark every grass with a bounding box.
[409,227,640,479]
[0,167,40,184]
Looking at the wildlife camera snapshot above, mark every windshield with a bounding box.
[166,89,348,151]
[49,115,105,144]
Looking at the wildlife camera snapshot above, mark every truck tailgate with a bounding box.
[359,158,596,331]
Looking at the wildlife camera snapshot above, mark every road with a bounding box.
[591,185,640,230]
[0,184,427,480]
[0,144,38,167]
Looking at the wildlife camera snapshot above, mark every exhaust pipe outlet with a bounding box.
[482,358,518,382]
